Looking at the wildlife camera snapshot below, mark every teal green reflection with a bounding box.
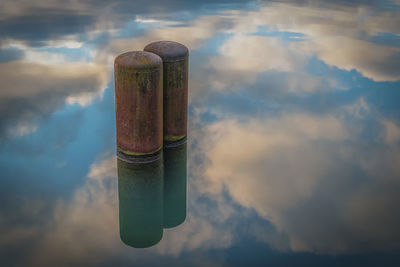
[164,143,187,228]
[117,144,187,248]
[117,157,164,248]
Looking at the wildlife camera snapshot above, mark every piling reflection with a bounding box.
[117,157,164,248]
[117,143,187,248]
[164,143,187,228]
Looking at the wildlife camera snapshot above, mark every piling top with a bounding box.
[144,41,188,62]
[114,51,162,71]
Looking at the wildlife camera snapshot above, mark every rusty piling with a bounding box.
[114,51,163,162]
[144,41,188,147]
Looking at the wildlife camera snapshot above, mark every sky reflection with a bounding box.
[1,0,400,266]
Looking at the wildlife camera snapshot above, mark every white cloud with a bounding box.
[23,51,71,65]
[308,36,400,82]
[382,119,400,145]
[343,97,370,119]
[203,113,349,198]
[10,121,38,137]
[21,153,235,265]
[197,111,400,254]
[0,60,109,138]
[215,2,400,82]
[211,34,299,74]
[97,13,232,66]
[87,156,117,181]
[0,61,108,100]
[25,156,120,266]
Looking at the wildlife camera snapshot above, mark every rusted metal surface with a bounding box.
[144,41,188,146]
[114,51,163,161]
[117,157,164,248]
[163,143,187,228]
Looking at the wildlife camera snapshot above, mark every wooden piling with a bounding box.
[144,41,188,147]
[114,51,163,162]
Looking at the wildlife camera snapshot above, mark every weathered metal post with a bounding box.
[163,143,187,228]
[114,51,163,163]
[117,157,164,248]
[144,41,188,147]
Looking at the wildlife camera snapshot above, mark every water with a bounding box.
[0,0,400,266]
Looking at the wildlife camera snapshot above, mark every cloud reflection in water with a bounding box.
[0,0,400,266]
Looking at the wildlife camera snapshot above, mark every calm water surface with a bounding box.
[1,0,400,266]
